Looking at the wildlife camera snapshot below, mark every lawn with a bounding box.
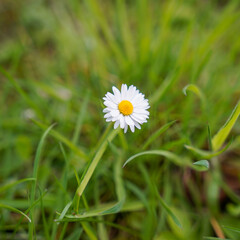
[1,0,240,239]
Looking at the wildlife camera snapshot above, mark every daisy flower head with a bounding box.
[103,84,150,133]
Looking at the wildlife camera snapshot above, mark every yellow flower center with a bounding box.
[118,100,133,116]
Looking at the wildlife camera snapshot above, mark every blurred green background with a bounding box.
[1,0,240,239]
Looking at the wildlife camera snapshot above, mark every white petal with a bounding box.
[112,86,121,102]
[103,108,110,113]
[132,113,146,120]
[104,92,113,101]
[133,100,150,109]
[131,113,147,123]
[131,94,144,105]
[130,114,141,123]
[125,115,134,126]
[119,114,125,129]
[128,86,138,100]
[124,124,128,133]
[134,104,150,110]
[106,92,118,104]
[126,85,138,101]
[112,116,120,121]
[104,100,117,109]
[130,125,135,132]
[110,109,120,117]
[124,85,133,100]
[106,117,112,122]
[104,113,112,118]
[121,84,128,99]
[133,108,149,115]
[114,120,120,129]
[133,120,141,129]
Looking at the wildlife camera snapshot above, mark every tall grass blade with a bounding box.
[72,92,90,144]
[102,154,125,214]
[154,185,182,228]
[29,124,56,239]
[0,66,42,118]
[149,68,180,104]
[32,119,88,161]
[208,125,213,151]
[142,120,176,150]
[212,101,240,151]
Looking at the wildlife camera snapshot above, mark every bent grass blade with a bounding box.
[0,203,31,222]
[185,138,232,159]
[212,101,240,151]
[183,84,205,102]
[123,150,189,168]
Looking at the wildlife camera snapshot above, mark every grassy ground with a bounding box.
[1,0,240,239]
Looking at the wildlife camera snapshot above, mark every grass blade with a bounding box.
[0,178,35,193]
[0,66,42,119]
[65,229,83,240]
[39,188,50,240]
[75,128,119,202]
[57,201,73,222]
[32,119,88,161]
[208,125,213,151]
[153,185,182,228]
[0,203,31,222]
[191,51,212,83]
[29,124,56,239]
[142,120,176,150]
[212,101,240,151]
[72,92,90,144]
[222,225,240,234]
[149,68,180,104]
[183,84,205,102]
[185,138,232,159]
[12,190,48,237]
[123,150,189,168]
[102,154,126,214]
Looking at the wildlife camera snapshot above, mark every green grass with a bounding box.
[1,0,240,239]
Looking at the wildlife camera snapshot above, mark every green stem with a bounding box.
[75,124,119,212]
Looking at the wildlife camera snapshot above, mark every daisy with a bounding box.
[103,84,150,133]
